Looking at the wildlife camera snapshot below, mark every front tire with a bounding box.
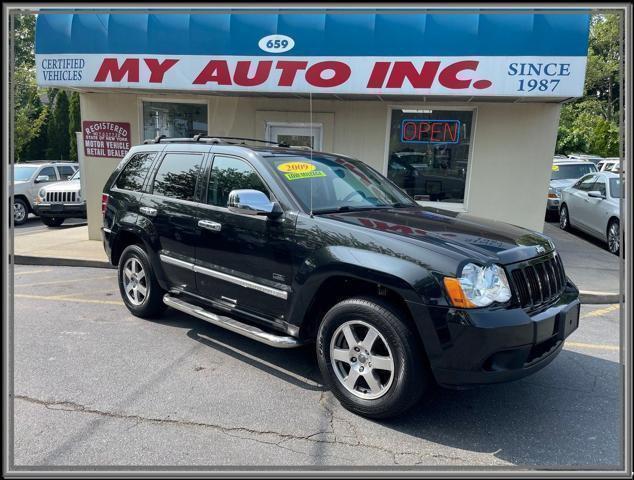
[13,198,28,226]
[118,244,166,318]
[317,297,429,419]
[559,204,571,231]
[41,216,65,227]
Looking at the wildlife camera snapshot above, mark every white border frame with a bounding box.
[383,104,478,213]
[137,96,210,143]
[265,121,324,150]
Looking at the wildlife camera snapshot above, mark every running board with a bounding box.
[163,294,303,349]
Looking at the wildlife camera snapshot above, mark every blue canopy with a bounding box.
[35,10,590,57]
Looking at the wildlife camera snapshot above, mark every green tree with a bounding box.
[556,14,622,157]
[46,90,70,159]
[68,92,81,161]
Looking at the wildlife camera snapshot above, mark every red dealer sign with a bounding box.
[83,121,131,158]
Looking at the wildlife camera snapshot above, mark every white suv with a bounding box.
[11,161,78,225]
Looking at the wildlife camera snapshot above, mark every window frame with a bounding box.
[201,153,277,214]
[383,104,478,212]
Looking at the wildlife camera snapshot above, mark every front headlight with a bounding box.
[38,188,46,198]
[443,263,512,308]
[548,187,561,199]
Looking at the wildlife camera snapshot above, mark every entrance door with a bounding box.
[266,123,323,150]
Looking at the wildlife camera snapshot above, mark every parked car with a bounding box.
[566,153,604,165]
[560,171,622,255]
[102,136,580,419]
[597,158,620,172]
[11,161,78,225]
[546,159,597,219]
[33,170,86,227]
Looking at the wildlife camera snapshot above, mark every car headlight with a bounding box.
[548,187,561,199]
[443,263,512,308]
[38,188,46,198]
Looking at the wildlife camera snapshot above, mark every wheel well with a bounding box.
[299,276,417,342]
[111,230,145,266]
[13,194,32,212]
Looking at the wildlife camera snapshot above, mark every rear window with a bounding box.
[116,153,156,191]
[551,163,597,180]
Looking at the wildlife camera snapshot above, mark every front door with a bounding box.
[194,154,295,325]
[266,123,323,150]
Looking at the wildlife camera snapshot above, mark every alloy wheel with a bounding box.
[559,207,568,230]
[608,222,620,254]
[13,202,26,223]
[122,257,148,306]
[329,320,395,400]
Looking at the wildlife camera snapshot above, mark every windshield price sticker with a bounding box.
[552,165,560,171]
[285,170,327,181]
[277,161,316,173]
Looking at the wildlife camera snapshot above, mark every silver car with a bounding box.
[559,171,622,254]
[546,159,597,219]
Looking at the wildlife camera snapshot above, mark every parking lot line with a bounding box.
[14,293,124,306]
[580,304,620,319]
[14,275,116,288]
[565,341,619,351]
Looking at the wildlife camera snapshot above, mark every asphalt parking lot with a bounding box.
[11,265,623,469]
[13,215,86,237]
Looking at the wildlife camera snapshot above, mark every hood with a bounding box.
[550,178,577,190]
[41,179,80,192]
[322,206,554,265]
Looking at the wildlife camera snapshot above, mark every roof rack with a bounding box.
[143,134,290,148]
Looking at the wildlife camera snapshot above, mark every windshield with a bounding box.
[269,154,416,213]
[551,163,597,180]
[14,166,38,182]
[609,178,622,198]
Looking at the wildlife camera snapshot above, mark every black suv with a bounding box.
[102,136,580,419]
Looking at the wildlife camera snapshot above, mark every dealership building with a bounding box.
[35,9,590,240]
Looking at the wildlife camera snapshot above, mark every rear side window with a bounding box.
[58,165,76,179]
[152,152,204,201]
[207,155,269,207]
[116,153,156,191]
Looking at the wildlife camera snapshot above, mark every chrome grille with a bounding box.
[46,191,77,203]
[509,253,567,309]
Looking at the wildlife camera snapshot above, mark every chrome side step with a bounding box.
[163,294,303,349]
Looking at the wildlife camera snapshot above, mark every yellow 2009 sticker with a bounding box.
[277,161,326,180]
[552,165,560,171]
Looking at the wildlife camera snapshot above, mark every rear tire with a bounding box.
[41,216,65,227]
[607,219,620,255]
[317,297,429,419]
[118,244,166,318]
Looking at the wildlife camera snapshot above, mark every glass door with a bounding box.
[266,122,323,150]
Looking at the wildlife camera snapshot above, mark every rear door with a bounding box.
[140,147,207,292]
[194,154,294,324]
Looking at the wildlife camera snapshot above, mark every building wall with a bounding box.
[80,92,560,239]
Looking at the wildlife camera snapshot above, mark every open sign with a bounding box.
[401,119,461,144]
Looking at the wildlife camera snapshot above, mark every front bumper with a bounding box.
[546,197,561,212]
[408,283,580,388]
[34,202,86,218]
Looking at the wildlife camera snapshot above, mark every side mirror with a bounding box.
[35,175,50,183]
[588,190,605,199]
[227,189,282,218]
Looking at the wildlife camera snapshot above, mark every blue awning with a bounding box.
[35,10,590,57]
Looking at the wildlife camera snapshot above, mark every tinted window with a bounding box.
[593,181,606,196]
[152,153,204,201]
[575,175,597,191]
[38,167,57,182]
[58,165,76,179]
[207,156,268,207]
[551,163,597,180]
[116,153,156,191]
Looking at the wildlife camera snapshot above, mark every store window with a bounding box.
[387,108,474,204]
[142,101,208,140]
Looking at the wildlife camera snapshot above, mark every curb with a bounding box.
[579,290,621,305]
[12,255,115,270]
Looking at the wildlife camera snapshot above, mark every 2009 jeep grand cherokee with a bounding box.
[102,135,580,419]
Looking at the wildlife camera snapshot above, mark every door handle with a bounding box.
[140,206,157,217]
[198,220,222,232]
